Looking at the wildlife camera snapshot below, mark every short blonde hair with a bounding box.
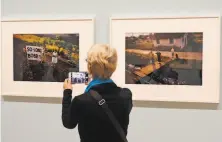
[87,44,117,79]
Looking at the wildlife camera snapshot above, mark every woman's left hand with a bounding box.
[63,78,73,90]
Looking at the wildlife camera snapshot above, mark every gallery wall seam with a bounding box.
[92,17,96,44]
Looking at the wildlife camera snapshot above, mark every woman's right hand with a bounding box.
[63,78,73,90]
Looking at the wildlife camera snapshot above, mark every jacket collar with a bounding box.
[89,82,118,93]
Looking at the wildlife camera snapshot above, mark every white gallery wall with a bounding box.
[1,0,222,142]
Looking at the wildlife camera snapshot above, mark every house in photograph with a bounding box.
[151,33,188,49]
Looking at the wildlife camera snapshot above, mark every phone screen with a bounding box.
[68,72,89,84]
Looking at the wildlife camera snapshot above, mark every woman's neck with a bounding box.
[92,77,110,81]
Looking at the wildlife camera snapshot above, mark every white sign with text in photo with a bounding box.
[26,45,43,61]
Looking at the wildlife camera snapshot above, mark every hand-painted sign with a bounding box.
[26,46,43,61]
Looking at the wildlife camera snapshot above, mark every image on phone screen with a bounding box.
[68,72,88,84]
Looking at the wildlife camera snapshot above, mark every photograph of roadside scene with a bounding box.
[125,32,203,85]
[13,34,79,82]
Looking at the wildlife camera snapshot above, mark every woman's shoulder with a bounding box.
[73,92,89,100]
[72,92,96,105]
[118,87,132,99]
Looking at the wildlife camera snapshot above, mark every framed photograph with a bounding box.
[110,15,220,104]
[1,17,95,97]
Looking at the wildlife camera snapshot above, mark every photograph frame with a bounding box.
[110,14,221,104]
[1,16,95,98]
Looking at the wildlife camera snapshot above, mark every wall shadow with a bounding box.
[133,100,219,110]
[2,96,62,104]
[2,95,219,110]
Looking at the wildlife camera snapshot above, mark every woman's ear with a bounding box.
[87,63,91,74]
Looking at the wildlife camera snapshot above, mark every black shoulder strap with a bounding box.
[89,90,128,142]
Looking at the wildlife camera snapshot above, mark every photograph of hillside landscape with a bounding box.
[13,34,79,82]
[125,32,203,85]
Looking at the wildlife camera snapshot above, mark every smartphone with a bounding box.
[68,72,89,84]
